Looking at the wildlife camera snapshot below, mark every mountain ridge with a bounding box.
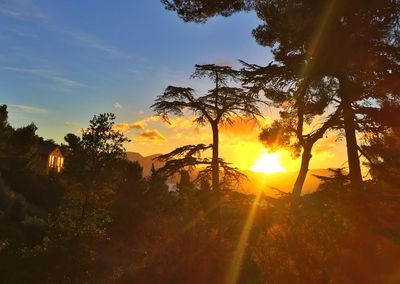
[127,151,334,195]
[126,152,163,176]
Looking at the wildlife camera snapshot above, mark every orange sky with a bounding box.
[118,112,351,174]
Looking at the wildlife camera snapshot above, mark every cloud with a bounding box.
[2,67,85,88]
[113,122,144,132]
[113,102,123,110]
[214,58,234,67]
[135,129,167,142]
[0,0,48,21]
[220,116,271,138]
[10,104,48,114]
[0,0,131,60]
[7,28,37,38]
[66,30,131,59]
[130,116,163,128]
[314,135,340,154]
[165,116,196,129]
[112,117,157,133]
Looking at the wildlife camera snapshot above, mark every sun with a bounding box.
[251,150,285,174]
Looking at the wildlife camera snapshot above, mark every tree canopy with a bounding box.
[162,0,400,190]
[152,64,263,193]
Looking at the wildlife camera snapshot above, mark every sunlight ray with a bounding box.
[299,0,338,78]
[226,190,263,284]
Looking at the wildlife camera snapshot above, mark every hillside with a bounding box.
[126,152,163,176]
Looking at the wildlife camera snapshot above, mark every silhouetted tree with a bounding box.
[161,0,253,22]
[148,163,169,193]
[360,98,400,185]
[111,159,147,244]
[314,168,350,192]
[249,71,342,196]
[36,113,130,282]
[176,170,195,193]
[162,0,400,191]
[0,105,11,166]
[63,113,129,225]
[152,64,261,220]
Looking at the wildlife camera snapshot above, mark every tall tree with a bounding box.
[359,92,400,185]
[152,64,262,218]
[62,113,129,227]
[243,64,342,196]
[161,0,400,190]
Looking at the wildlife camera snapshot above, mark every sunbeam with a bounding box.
[226,190,263,284]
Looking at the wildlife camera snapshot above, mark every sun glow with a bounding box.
[251,150,285,174]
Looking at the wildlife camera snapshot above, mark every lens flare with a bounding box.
[226,191,263,284]
[251,150,285,174]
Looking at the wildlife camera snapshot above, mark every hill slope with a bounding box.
[126,152,163,176]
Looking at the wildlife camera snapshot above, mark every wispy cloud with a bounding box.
[10,103,49,114]
[113,102,123,110]
[7,27,37,38]
[66,30,131,59]
[0,0,48,21]
[135,129,167,142]
[0,0,132,60]
[2,66,85,88]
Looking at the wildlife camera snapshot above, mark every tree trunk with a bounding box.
[339,76,363,190]
[211,123,221,224]
[211,123,220,192]
[80,191,89,223]
[292,144,312,197]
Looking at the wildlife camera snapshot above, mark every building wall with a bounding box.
[47,148,64,173]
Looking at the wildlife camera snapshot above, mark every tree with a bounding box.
[62,112,129,231]
[35,113,130,282]
[161,0,253,23]
[152,64,262,219]
[151,64,261,222]
[243,64,342,196]
[360,97,400,185]
[161,0,400,190]
[176,170,195,193]
[0,105,11,164]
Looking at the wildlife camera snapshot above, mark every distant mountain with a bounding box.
[126,151,334,195]
[126,152,164,176]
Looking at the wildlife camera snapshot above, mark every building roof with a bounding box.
[37,143,59,156]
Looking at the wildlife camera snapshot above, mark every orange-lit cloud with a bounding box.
[113,122,144,132]
[130,116,163,128]
[314,134,340,154]
[220,116,271,137]
[165,116,195,129]
[135,129,167,142]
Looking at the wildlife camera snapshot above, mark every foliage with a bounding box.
[163,0,400,191]
[1,0,400,279]
[1,101,400,283]
[152,64,262,196]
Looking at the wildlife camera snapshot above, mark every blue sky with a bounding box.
[0,0,350,172]
[0,0,271,143]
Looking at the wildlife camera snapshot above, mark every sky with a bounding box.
[0,0,349,173]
